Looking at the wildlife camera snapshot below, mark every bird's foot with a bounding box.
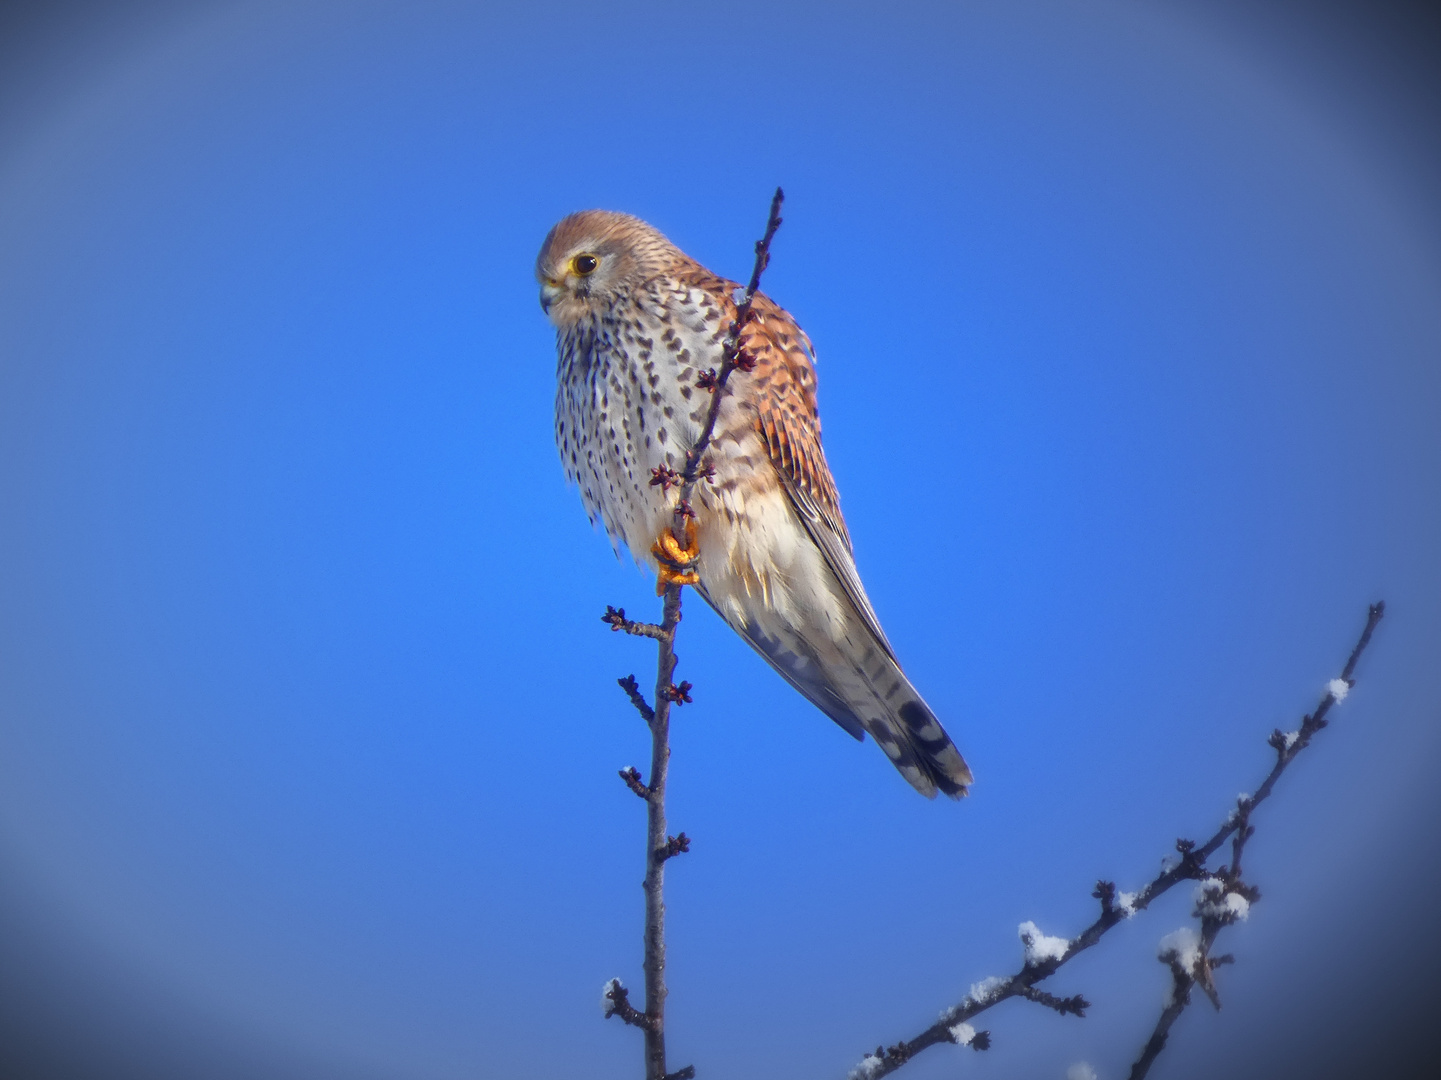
[651,518,700,594]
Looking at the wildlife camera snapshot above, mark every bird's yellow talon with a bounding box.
[657,520,698,564]
[651,519,700,593]
[658,533,683,562]
[653,566,700,595]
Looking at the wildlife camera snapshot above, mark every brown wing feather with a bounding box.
[740,298,844,532]
[734,293,900,663]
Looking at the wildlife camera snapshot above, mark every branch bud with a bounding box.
[649,465,681,493]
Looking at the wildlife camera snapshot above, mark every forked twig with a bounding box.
[847,602,1385,1079]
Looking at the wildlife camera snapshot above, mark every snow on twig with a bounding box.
[846,603,1385,1078]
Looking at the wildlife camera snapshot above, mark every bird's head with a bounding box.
[535,210,674,327]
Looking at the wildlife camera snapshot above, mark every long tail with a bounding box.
[825,641,972,799]
[714,609,972,798]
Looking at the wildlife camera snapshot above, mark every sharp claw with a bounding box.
[651,520,700,593]
[651,520,699,565]
[654,566,700,595]
[657,533,683,562]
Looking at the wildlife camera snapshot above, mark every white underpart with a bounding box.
[556,285,707,559]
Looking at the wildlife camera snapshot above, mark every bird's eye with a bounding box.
[572,253,599,276]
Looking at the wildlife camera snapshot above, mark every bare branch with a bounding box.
[639,587,683,1080]
[1127,982,1187,1080]
[848,602,1385,1079]
[616,674,655,727]
[661,681,693,706]
[1125,603,1386,1079]
[1092,880,1117,918]
[600,192,787,1080]
[603,606,671,641]
[619,766,651,800]
[1016,985,1090,1017]
[656,833,690,862]
[602,979,650,1030]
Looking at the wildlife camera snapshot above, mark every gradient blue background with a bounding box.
[0,2,1438,1078]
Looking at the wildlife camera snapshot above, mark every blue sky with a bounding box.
[0,2,1438,1078]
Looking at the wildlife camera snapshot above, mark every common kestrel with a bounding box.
[537,211,972,798]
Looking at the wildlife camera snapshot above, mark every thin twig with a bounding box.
[1016,986,1090,1017]
[1121,598,1386,1080]
[619,766,651,800]
[1127,964,1190,1079]
[616,675,655,727]
[639,586,682,1080]
[603,979,650,1030]
[604,605,671,641]
[603,193,787,1080]
[848,602,1385,1078]
[656,833,691,862]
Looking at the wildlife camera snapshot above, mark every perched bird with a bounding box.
[537,210,971,798]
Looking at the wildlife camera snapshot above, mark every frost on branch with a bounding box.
[1158,927,1201,976]
[947,1020,976,1045]
[1327,677,1350,702]
[967,975,1007,1007]
[838,604,1384,1080]
[1224,794,1253,825]
[1067,1064,1098,1080]
[847,1052,886,1080]
[1019,920,1070,966]
[601,976,649,1031]
[1195,877,1251,923]
[1157,926,1204,1010]
[970,975,1006,1006]
[602,978,623,1017]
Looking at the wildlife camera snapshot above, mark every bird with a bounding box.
[536,210,972,798]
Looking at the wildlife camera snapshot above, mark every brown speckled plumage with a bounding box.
[537,211,971,798]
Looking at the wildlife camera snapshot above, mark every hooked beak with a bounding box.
[539,276,563,314]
